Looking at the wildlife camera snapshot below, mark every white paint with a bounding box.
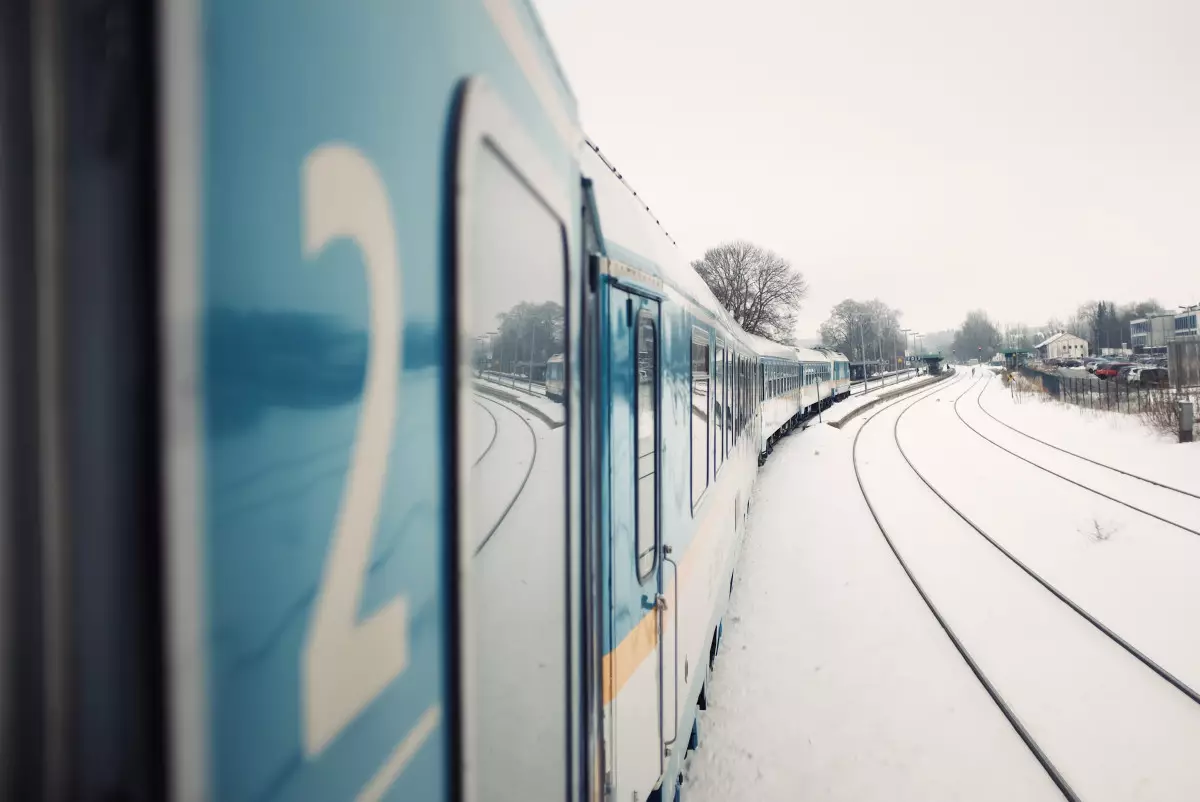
[357,704,442,802]
[301,144,409,757]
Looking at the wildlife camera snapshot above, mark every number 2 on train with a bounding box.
[300,143,409,758]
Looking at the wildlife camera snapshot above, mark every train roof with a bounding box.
[582,140,794,360]
[794,347,832,362]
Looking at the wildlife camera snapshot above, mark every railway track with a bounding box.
[471,393,539,556]
[974,380,1200,501]
[952,380,1200,538]
[850,374,1080,801]
[852,373,1200,801]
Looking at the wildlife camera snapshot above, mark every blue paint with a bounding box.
[198,1,578,800]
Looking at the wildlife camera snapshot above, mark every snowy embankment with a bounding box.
[976,377,1200,495]
[686,376,1061,802]
[687,372,1200,801]
[891,376,1200,801]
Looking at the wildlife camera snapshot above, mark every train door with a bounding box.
[603,284,668,799]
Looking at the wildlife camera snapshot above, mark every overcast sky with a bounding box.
[534,0,1200,340]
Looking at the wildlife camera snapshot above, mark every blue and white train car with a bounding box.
[1,1,600,801]
[169,2,593,801]
[2,1,868,800]
[824,349,853,400]
[751,334,804,456]
[584,142,764,802]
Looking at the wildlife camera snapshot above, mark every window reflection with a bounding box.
[636,313,657,579]
[691,328,709,507]
[464,143,567,802]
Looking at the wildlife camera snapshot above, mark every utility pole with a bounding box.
[858,314,867,385]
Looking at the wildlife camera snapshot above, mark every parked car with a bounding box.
[1132,367,1170,387]
[1116,365,1137,382]
[1085,358,1107,373]
[1094,362,1133,379]
[1060,359,1083,368]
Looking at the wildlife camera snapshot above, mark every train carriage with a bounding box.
[1,1,872,800]
[2,1,595,800]
[583,141,765,802]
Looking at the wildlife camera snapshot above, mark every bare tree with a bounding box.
[692,240,808,343]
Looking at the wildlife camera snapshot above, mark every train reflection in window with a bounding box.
[463,142,567,800]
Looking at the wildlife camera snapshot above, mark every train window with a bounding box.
[714,339,724,472]
[636,312,657,580]
[462,139,568,798]
[727,352,735,447]
[691,327,710,508]
[733,355,740,443]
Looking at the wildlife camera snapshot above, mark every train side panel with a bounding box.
[586,144,759,801]
[168,1,584,799]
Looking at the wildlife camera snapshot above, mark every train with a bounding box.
[0,2,849,801]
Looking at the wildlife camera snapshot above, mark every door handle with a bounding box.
[661,544,679,748]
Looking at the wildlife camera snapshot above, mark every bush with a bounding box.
[1138,388,1200,436]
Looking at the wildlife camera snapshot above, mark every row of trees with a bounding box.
[818,299,907,365]
[1049,299,1165,352]
[936,299,1166,368]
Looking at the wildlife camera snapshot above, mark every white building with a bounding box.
[1035,331,1089,360]
[1130,313,1176,354]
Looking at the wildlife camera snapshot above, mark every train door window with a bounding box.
[727,352,735,448]
[714,339,724,472]
[734,355,741,442]
[459,117,569,799]
[691,327,710,507]
[636,312,657,579]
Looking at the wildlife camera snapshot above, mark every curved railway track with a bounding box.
[851,371,1200,801]
[896,378,1200,706]
[951,380,1200,538]
[472,394,539,556]
[849,372,1082,802]
[974,380,1200,501]
[471,399,500,467]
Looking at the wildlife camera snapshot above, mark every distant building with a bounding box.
[1035,332,1089,360]
[1130,313,1176,355]
[1175,308,1199,339]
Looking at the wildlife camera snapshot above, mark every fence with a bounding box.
[1016,366,1187,415]
[1168,339,1200,388]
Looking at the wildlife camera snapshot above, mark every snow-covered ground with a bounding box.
[687,371,1200,801]
[976,377,1200,495]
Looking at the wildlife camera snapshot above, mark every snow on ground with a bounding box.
[888,377,1200,801]
[685,376,1062,802]
[912,378,1200,692]
[687,372,1200,801]
[976,376,1200,495]
[474,377,566,427]
[958,378,1200,537]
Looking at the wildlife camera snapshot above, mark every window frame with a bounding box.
[690,325,711,511]
[452,77,576,802]
[634,309,658,582]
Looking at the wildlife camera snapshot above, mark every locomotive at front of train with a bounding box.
[166,1,592,800]
[583,143,764,802]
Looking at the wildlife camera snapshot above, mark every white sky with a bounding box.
[533,0,1200,340]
